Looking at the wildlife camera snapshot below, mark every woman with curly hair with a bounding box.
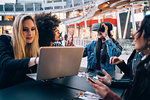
[35,12,62,47]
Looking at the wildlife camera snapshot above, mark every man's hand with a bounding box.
[87,79,111,98]
[97,70,111,86]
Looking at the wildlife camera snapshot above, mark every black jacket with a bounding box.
[0,35,36,89]
[111,50,144,88]
[117,50,144,78]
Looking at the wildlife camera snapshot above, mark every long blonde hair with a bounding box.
[12,14,39,59]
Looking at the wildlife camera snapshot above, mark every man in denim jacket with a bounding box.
[83,22,122,72]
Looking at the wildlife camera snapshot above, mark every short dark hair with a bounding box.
[35,12,61,47]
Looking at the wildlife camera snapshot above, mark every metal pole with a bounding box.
[116,10,122,39]
[62,0,64,9]
[33,3,35,12]
[74,23,78,37]
[72,0,74,7]
[23,3,25,12]
[3,4,5,13]
[83,9,88,38]
[123,8,130,39]
[149,0,150,10]
[84,20,88,38]
[52,0,54,10]
[131,6,136,35]
[98,15,101,23]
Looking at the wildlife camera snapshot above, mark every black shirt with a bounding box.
[0,35,36,89]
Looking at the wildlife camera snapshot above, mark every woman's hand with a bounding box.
[110,57,123,65]
[35,57,39,64]
[97,70,111,86]
[29,57,39,67]
[65,33,74,46]
[87,79,111,98]
[65,40,74,46]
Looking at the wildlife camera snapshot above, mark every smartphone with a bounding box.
[87,77,96,84]
[114,59,119,63]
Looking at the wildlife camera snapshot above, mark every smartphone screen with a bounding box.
[87,77,96,84]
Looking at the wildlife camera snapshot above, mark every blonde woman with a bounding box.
[0,14,39,89]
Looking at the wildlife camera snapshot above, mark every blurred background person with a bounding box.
[3,30,9,35]
[59,32,63,43]
[64,33,68,41]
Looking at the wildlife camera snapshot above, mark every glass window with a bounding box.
[0,5,3,11]
[15,4,24,11]
[25,4,33,11]
[5,4,14,11]
[54,0,61,2]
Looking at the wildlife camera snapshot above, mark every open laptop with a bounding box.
[27,46,84,80]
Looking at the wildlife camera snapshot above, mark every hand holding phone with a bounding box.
[86,76,96,84]
[88,77,96,84]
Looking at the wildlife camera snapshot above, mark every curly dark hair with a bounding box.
[35,12,61,47]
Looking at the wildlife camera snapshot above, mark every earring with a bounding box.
[147,44,150,50]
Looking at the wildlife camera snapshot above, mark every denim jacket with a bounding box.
[83,39,122,72]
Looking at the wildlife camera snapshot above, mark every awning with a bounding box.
[69,18,117,27]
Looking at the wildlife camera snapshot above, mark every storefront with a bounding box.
[68,14,118,40]
[0,15,14,34]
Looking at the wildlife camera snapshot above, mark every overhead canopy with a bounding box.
[69,18,117,27]
[94,0,147,16]
[63,0,147,25]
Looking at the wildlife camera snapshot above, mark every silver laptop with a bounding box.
[27,46,84,80]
